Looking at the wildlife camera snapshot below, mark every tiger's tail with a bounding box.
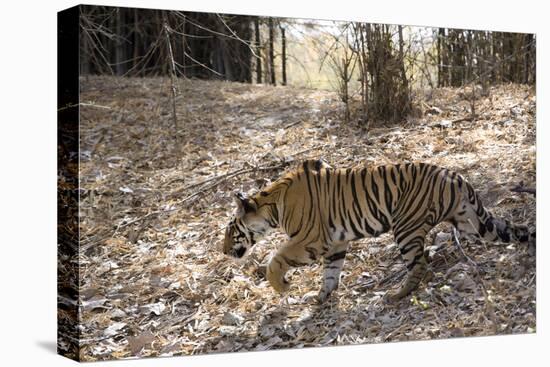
[452,180,535,250]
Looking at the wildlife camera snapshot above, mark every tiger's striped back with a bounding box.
[280,163,461,241]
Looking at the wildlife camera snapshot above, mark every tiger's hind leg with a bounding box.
[318,243,348,303]
[386,227,430,302]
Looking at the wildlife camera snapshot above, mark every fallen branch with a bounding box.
[284,120,303,129]
[172,163,287,204]
[113,163,288,233]
[376,266,406,288]
[162,143,329,189]
[451,227,478,268]
[107,145,332,239]
[511,184,536,197]
[163,164,258,190]
[451,115,477,124]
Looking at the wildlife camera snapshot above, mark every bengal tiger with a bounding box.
[223,159,535,303]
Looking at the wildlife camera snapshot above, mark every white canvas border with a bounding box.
[0,0,546,366]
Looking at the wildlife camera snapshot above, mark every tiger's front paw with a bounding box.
[301,291,320,304]
[266,259,290,293]
[317,288,333,304]
[302,291,328,305]
[267,273,290,293]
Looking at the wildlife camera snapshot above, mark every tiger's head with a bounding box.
[223,191,276,259]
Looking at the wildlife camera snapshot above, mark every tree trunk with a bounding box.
[268,18,276,85]
[359,23,368,122]
[397,26,409,92]
[180,15,186,78]
[115,8,125,76]
[437,28,446,87]
[132,8,139,72]
[342,56,349,122]
[254,18,262,84]
[281,26,287,86]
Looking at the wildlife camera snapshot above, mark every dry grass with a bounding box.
[63,76,535,361]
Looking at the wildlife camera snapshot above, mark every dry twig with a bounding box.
[163,14,182,157]
[451,227,499,333]
[511,184,536,197]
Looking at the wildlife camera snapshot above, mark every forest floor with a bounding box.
[70,76,536,361]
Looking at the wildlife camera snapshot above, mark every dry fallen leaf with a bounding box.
[140,302,166,316]
[103,322,127,337]
[127,331,156,354]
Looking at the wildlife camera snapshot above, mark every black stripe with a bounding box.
[315,167,323,194]
[383,168,394,214]
[348,208,363,239]
[395,172,437,231]
[350,172,365,223]
[326,251,346,262]
[282,255,308,267]
[314,159,323,171]
[395,164,432,224]
[371,172,380,204]
[398,237,424,254]
[441,179,456,221]
[303,169,316,229]
[398,166,407,194]
[406,252,425,270]
[390,167,397,187]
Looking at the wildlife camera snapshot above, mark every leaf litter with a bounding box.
[66,76,536,361]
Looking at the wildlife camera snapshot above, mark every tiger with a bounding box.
[223,159,535,303]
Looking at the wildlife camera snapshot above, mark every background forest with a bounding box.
[59,5,536,361]
[80,6,535,121]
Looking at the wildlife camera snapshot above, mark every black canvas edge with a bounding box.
[57,4,81,362]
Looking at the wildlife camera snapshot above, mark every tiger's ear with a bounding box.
[234,192,257,216]
[302,158,332,172]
